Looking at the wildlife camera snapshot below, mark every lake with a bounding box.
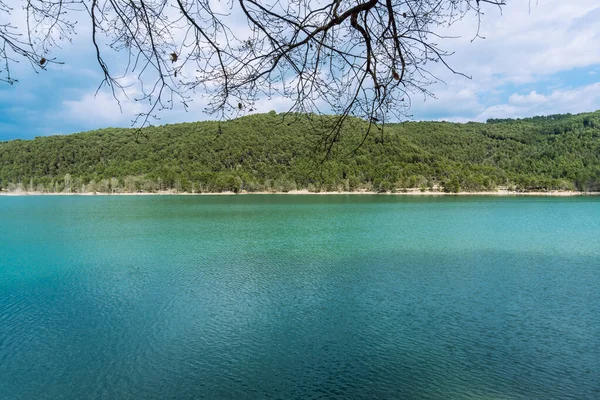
[1,195,599,399]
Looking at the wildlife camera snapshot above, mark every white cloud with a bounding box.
[475,82,600,121]
[399,0,600,121]
[60,91,138,127]
[508,91,547,105]
[451,0,600,78]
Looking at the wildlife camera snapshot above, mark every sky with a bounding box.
[1,0,600,141]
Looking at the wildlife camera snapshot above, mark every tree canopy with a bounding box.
[1,0,506,141]
[2,111,600,194]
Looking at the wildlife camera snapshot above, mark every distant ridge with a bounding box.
[1,111,600,193]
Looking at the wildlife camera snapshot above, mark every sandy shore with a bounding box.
[1,189,598,196]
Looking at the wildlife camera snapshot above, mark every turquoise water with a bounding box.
[1,195,599,399]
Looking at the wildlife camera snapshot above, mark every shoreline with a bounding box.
[1,189,599,197]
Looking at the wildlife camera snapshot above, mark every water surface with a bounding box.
[1,195,599,399]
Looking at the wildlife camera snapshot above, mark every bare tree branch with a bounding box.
[0,0,507,155]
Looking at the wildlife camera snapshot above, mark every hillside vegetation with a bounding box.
[1,111,600,193]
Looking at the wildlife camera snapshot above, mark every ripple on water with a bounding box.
[1,196,599,399]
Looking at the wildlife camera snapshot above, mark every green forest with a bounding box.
[1,110,600,193]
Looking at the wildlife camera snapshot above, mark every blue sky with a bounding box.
[1,1,600,141]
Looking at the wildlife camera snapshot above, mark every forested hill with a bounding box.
[1,111,600,193]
